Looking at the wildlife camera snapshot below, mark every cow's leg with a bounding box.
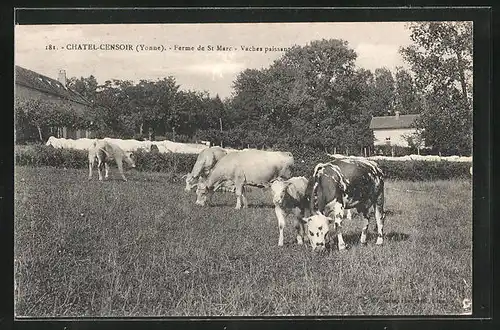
[292,208,305,245]
[97,159,104,181]
[116,158,127,181]
[274,206,286,246]
[375,204,384,245]
[241,186,248,208]
[104,162,110,179]
[346,209,352,220]
[235,183,243,209]
[88,158,93,180]
[360,210,370,245]
[375,184,385,245]
[331,201,347,251]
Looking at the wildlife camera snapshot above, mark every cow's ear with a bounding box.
[301,217,310,224]
[327,217,335,224]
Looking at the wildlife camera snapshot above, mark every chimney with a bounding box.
[58,69,67,86]
[395,111,400,119]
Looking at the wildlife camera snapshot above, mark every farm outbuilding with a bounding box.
[370,111,421,147]
[15,65,94,142]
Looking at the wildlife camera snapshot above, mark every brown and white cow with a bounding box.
[270,176,309,246]
[301,158,385,252]
[195,149,294,209]
[184,146,228,191]
[88,139,136,181]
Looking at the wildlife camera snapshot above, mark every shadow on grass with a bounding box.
[326,230,410,250]
[206,202,274,209]
[384,209,403,217]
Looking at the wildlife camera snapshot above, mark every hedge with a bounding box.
[15,145,471,181]
[15,145,198,174]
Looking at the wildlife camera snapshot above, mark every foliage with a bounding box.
[15,97,92,142]
[400,22,473,154]
[15,145,198,174]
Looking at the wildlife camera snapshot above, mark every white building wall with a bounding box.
[373,128,418,146]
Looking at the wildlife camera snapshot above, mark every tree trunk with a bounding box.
[456,51,468,102]
[37,125,43,142]
[139,123,144,136]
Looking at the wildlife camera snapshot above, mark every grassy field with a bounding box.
[14,166,472,317]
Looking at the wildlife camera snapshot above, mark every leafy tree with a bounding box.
[372,68,396,116]
[400,21,472,154]
[394,67,423,115]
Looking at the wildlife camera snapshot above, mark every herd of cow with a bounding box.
[79,137,386,253]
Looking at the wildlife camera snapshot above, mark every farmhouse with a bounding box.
[369,111,421,147]
[15,65,94,141]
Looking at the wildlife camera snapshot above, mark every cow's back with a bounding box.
[208,149,294,186]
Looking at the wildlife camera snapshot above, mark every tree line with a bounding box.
[15,22,472,156]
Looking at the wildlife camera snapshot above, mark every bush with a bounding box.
[376,159,471,181]
[15,145,199,174]
[15,145,471,180]
[15,145,88,168]
[132,150,198,173]
[285,146,471,181]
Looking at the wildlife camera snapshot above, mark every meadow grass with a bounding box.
[14,166,472,317]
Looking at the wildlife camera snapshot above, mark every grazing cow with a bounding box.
[88,139,136,181]
[195,149,294,209]
[102,138,150,153]
[45,136,73,149]
[270,176,309,246]
[301,158,385,252]
[184,146,227,191]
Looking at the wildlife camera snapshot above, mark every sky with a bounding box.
[15,22,413,99]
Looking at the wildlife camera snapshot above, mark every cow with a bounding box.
[102,138,150,153]
[184,146,228,192]
[301,158,385,252]
[270,176,309,246]
[195,149,294,209]
[46,136,72,149]
[88,139,136,181]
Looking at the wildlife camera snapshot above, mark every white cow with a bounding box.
[270,176,309,246]
[195,149,294,209]
[102,138,149,153]
[72,138,97,150]
[88,139,136,181]
[45,136,72,149]
[184,146,227,191]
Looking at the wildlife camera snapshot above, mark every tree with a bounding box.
[394,67,423,115]
[400,21,473,154]
[372,68,396,116]
[15,97,82,141]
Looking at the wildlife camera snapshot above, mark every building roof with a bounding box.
[15,65,92,107]
[369,114,420,130]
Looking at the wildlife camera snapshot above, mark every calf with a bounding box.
[88,139,136,181]
[270,176,309,246]
[302,158,385,252]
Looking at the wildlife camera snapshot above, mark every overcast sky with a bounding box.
[15,22,413,99]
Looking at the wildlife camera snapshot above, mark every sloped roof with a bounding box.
[15,65,92,107]
[369,114,419,129]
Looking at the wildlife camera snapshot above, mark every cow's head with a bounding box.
[183,173,197,192]
[270,178,290,205]
[124,152,136,168]
[301,213,334,252]
[45,136,56,147]
[195,181,212,206]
